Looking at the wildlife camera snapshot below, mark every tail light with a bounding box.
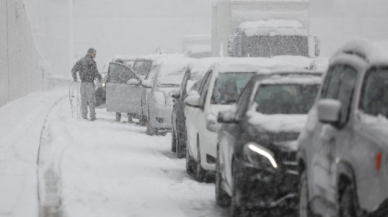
[376,152,381,171]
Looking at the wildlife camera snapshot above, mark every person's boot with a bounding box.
[116,112,121,122]
[90,117,97,121]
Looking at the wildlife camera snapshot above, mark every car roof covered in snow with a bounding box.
[137,53,186,61]
[259,74,323,85]
[209,57,296,74]
[273,55,313,69]
[331,39,388,66]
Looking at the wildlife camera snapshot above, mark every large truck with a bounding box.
[211,0,319,58]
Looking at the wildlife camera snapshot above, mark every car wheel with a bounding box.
[186,149,195,176]
[176,128,185,159]
[339,181,361,217]
[231,159,245,217]
[215,146,231,207]
[299,170,315,217]
[196,136,206,182]
[146,109,157,135]
[171,128,177,152]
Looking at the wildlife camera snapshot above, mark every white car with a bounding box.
[184,58,295,182]
[145,57,194,135]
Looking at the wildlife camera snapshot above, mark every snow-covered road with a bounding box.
[41,98,227,217]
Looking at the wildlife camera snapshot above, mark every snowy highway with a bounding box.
[38,95,227,217]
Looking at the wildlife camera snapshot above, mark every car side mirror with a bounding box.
[317,99,341,125]
[127,79,141,85]
[169,90,180,99]
[142,80,153,88]
[217,110,238,124]
[184,94,201,107]
[206,114,221,133]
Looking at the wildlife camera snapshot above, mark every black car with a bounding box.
[215,71,322,216]
[170,58,221,158]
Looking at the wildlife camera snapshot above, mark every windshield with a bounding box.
[360,68,388,118]
[211,72,255,105]
[254,83,319,114]
[133,60,152,76]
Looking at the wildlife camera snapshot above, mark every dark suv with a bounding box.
[298,40,388,217]
[216,71,322,216]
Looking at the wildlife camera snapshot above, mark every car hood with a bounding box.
[359,123,388,145]
[247,111,308,133]
[358,113,388,146]
[210,104,234,116]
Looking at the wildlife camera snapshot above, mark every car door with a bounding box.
[309,65,357,206]
[186,71,212,161]
[221,80,255,189]
[106,62,142,114]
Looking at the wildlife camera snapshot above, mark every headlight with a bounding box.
[102,83,105,87]
[243,143,278,168]
[153,91,166,105]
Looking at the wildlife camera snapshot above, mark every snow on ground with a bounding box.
[0,90,66,217]
[0,89,227,217]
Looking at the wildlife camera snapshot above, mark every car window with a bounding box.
[199,71,213,108]
[210,72,255,105]
[108,63,138,84]
[180,70,191,98]
[321,65,343,99]
[133,59,152,76]
[360,67,388,118]
[235,79,255,120]
[337,66,357,126]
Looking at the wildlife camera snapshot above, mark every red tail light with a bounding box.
[376,152,381,171]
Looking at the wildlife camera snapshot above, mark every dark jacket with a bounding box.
[72,54,102,83]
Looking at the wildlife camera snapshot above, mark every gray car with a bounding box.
[297,40,388,217]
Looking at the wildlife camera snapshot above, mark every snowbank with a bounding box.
[0,89,66,217]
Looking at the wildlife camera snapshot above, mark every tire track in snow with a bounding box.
[37,97,67,217]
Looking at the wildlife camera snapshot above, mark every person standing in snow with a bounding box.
[71,48,102,121]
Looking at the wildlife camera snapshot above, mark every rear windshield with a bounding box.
[253,83,319,114]
[360,68,388,118]
[133,60,152,76]
[211,72,255,105]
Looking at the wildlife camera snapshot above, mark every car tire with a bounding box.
[196,136,206,182]
[186,149,195,176]
[176,128,185,159]
[171,128,177,152]
[339,181,361,217]
[299,170,315,217]
[215,147,231,207]
[146,109,157,135]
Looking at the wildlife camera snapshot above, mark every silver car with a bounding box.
[297,40,388,217]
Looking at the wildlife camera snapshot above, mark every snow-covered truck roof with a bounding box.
[209,57,296,73]
[238,19,308,37]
